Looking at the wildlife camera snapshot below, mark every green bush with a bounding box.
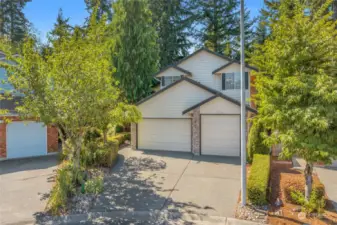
[47,161,78,215]
[247,119,270,163]
[115,125,124,133]
[85,175,104,194]
[108,132,130,146]
[84,128,102,144]
[290,188,326,214]
[81,140,119,168]
[247,154,271,205]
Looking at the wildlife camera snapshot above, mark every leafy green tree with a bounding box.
[0,0,31,45]
[0,11,140,168]
[149,0,194,67]
[112,0,159,103]
[252,0,337,200]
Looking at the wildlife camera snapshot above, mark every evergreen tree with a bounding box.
[149,0,195,67]
[112,0,159,103]
[48,9,73,48]
[0,0,31,45]
[85,0,113,21]
[193,0,255,59]
[252,0,337,200]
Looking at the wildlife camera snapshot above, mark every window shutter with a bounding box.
[245,72,249,89]
[222,73,226,90]
[162,77,165,86]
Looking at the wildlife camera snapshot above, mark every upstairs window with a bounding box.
[161,76,181,87]
[222,72,248,90]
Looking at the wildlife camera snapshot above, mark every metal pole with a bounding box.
[240,0,246,206]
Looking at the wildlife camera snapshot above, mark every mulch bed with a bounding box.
[268,159,337,225]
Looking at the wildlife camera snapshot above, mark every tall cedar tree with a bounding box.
[0,0,31,45]
[149,0,194,67]
[112,0,159,103]
[85,0,113,22]
[252,0,337,200]
[193,0,255,60]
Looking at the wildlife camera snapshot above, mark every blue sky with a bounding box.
[24,0,265,44]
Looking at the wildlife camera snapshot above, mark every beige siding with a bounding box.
[200,97,240,114]
[156,67,186,77]
[178,50,228,89]
[214,63,251,101]
[139,80,214,118]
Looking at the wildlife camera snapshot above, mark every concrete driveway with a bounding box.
[92,148,241,218]
[0,155,58,225]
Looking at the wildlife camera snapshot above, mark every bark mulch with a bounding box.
[268,159,337,225]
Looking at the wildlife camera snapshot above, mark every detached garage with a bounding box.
[0,118,59,160]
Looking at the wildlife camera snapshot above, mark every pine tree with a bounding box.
[149,0,195,67]
[112,0,159,103]
[85,0,113,21]
[0,0,31,45]
[252,0,337,200]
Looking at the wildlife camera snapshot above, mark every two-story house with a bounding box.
[0,52,58,160]
[131,48,257,157]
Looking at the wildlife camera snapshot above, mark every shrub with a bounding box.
[283,176,325,204]
[84,128,102,144]
[290,188,326,214]
[107,132,130,146]
[81,140,119,168]
[247,154,271,205]
[47,161,76,215]
[247,119,270,163]
[85,175,104,194]
[115,125,124,133]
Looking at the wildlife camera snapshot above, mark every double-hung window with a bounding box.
[222,72,248,90]
[161,76,181,87]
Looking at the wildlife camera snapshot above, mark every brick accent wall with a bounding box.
[131,123,137,150]
[191,107,201,155]
[0,122,6,158]
[47,126,59,153]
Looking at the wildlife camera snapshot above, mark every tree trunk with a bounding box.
[304,161,313,201]
[72,136,83,169]
[103,129,107,145]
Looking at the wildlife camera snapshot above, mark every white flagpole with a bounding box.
[240,0,247,206]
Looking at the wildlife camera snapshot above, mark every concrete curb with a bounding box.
[37,210,263,225]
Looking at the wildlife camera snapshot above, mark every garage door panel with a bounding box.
[201,115,240,156]
[138,119,191,152]
[7,122,47,159]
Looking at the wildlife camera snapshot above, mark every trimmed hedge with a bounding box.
[247,119,269,163]
[247,154,271,205]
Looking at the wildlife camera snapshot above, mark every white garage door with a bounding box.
[201,115,240,156]
[7,122,47,159]
[138,119,191,152]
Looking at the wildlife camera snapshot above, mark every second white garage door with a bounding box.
[138,119,191,152]
[201,115,240,156]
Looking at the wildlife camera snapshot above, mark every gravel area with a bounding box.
[235,204,268,224]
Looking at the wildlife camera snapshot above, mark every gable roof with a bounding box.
[136,76,217,106]
[153,47,233,78]
[182,93,257,114]
[212,61,258,74]
[153,65,192,78]
[137,76,257,114]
